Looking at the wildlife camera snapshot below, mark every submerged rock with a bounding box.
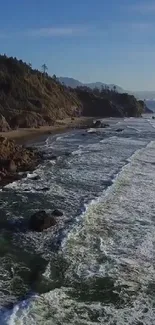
[29,210,56,232]
[64,152,71,157]
[51,209,63,217]
[102,123,110,128]
[31,175,40,181]
[116,128,124,132]
[50,155,57,160]
[36,187,50,192]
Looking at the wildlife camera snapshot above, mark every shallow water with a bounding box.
[0,116,155,324]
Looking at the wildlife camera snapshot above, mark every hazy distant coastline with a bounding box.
[59,77,155,101]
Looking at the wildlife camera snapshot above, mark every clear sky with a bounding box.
[0,0,155,90]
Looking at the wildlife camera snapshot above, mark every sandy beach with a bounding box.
[0,117,94,144]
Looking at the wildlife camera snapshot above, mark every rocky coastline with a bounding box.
[0,136,42,187]
[0,117,95,187]
[0,117,115,187]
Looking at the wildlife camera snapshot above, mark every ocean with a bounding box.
[0,116,155,324]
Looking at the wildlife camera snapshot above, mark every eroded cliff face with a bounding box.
[0,55,81,130]
[0,136,41,184]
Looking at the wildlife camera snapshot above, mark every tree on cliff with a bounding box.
[42,63,48,75]
[52,74,57,81]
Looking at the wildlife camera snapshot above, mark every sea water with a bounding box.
[0,116,155,324]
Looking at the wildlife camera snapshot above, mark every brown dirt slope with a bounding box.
[0,55,81,130]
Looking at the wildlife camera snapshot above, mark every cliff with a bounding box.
[0,55,148,132]
[0,55,81,130]
[74,86,146,117]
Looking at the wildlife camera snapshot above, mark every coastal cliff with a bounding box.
[0,54,151,132]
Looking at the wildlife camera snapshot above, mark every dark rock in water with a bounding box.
[82,133,87,136]
[116,128,124,132]
[50,155,57,160]
[102,123,110,128]
[31,175,40,181]
[92,121,110,128]
[93,120,102,128]
[29,210,56,232]
[152,116,155,119]
[52,209,63,217]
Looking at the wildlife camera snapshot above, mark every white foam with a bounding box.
[87,128,97,133]
[3,118,155,324]
[56,140,155,322]
[45,137,49,145]
[127,126,141,132]
[71,148,83,156]
[56,136,63,141]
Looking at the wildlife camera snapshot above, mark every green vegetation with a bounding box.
[0,54,149,131]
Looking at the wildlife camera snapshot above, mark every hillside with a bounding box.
[0,55,81,130]
[0,55,150,132]
[74,86,148,118]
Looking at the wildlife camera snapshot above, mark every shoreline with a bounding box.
[0,117,94,145]
[0,117,94,187]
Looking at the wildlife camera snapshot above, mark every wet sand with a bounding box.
[0,117,94,144]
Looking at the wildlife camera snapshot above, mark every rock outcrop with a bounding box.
[93,120,102,128]
[9,112,47,129]
[0,136,41,184]
[92,120,110,128]
[29,210,56,232]
[0,114,11,132]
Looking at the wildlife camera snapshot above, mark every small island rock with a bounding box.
[29,210,56,232]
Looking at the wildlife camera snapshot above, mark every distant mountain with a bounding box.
[132,91,155,100]
[59,77,155,102]
[59,77,124,93]
[145,100,155,112]
[59,77,82,88]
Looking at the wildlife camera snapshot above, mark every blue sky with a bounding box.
[0,0,155,90]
